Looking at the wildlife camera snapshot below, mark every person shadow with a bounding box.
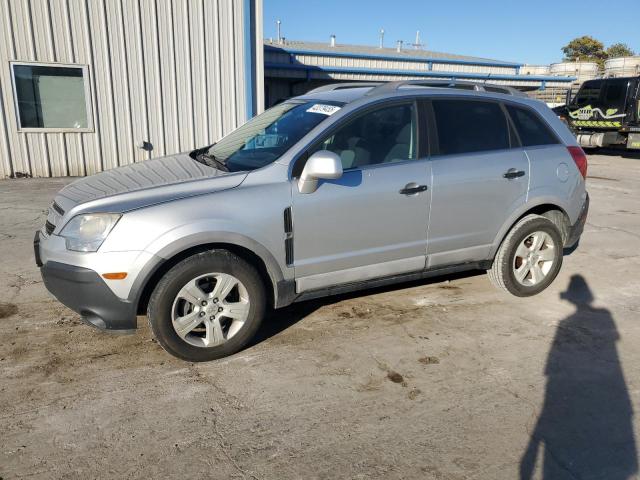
[520,275,637,479]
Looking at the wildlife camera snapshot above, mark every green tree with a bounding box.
[606,43,635,59]
[562,36,607,66]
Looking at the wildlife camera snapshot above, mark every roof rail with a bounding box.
[364,79,527,97]
[477,81,528,97]
[306,82,383,94]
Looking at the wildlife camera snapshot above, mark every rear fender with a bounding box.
[489,197,571,259]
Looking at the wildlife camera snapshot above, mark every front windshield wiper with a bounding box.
[190,145,229,172]
[197,152,229,172]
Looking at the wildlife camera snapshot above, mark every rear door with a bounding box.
[505,103,579,216]
[426,98,529,268]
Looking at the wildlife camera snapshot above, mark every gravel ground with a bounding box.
[1,152,639,479]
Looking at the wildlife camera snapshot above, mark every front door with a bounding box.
[291,101,431,293]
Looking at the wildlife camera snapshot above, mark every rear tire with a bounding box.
[147,250,266,362]
[488,214,563,297]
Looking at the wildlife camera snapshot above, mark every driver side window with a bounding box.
[311,102,417,170]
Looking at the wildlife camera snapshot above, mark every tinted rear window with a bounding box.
[506,105,559,147]
[433,100,509,155]
[603,79,630,110]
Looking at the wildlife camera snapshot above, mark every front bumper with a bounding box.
[566,192,589,248]
[40,260,137,333]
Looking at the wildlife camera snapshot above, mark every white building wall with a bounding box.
[0,0,263,178]
[264,50,518,76]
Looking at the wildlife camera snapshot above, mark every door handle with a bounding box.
[399,183,428,195]
[503,168,526,180]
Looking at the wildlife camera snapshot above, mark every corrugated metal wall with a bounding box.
[0,0,263,178]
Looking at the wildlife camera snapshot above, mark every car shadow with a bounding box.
[519,275,637,479]
[249,269,485,347]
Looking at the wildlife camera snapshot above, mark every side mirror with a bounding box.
[297,150,343,194]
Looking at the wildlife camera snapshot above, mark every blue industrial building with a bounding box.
[264,39,575,107]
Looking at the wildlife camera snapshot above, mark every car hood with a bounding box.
[53,152,247,215]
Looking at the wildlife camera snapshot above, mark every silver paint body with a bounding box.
[38,87,586,311]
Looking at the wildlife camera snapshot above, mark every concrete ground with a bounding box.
[1,152,639,479]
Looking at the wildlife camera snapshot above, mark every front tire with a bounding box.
[488,214,563,297]
[148,250,266,362]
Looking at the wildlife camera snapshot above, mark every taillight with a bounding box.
[567,146,588,179]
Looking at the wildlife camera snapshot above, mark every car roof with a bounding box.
[295,81,531,106]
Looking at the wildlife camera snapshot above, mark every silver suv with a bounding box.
[35,81,589,361]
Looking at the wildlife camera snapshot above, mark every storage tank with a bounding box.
[521,65,550,76]
[605,56,640,77]
[550,61,599,81]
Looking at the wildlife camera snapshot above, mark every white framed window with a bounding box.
[10,61,93,132]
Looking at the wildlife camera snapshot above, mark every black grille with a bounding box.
[284,207,293,266]
[45,221,55,235]
[52,202,64,216]
[285,238,294,266]
[34,231,42,267]
[284,207,293,234]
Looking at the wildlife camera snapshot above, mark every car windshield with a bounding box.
[571,80,603,107]
[198,100,343,172]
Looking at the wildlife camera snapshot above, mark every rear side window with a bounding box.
[432,100,509,155]
[605,82,625,103]
[506,105,559,147]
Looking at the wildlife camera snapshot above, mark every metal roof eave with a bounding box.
[264,63,577,83]
[265,44,522,69]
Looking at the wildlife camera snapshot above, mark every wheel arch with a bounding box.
[490,201,571,261]
[132,236,289,316]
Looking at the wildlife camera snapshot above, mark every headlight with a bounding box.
[60,213,121,252]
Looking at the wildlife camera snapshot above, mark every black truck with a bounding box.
[553,76,640,150]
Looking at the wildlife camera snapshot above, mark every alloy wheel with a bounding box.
[171,273,250,348]
[512,231,556,287]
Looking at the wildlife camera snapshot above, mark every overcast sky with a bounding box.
[264,0,640,64]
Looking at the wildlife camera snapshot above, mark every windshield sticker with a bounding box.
[306,104,341,116]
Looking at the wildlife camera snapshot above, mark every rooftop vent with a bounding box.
[412,30,423,50]
[396,40,403,52]
[330,34,336,47]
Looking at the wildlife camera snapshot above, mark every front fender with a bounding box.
[144,220,288,300]
[130,221,293,307]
